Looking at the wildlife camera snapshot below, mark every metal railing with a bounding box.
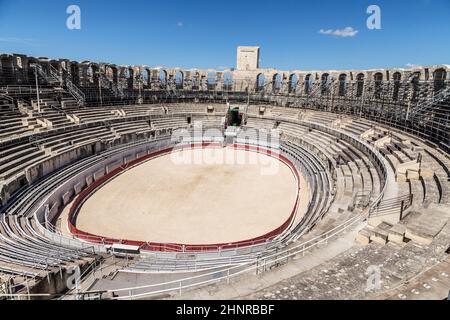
[82,212,367,300]
[369,194,413,218]
[0,92,14,105]
[66,79,86,106]
[409,86,450,119]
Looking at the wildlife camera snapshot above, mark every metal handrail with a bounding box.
[83,212,366,300]
[409,86,450,118]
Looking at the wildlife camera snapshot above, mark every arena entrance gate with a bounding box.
[226,106,243,127]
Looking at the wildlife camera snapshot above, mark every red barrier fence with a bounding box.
[68,143,301,252]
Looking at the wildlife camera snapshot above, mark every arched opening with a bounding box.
[304,74,313,94]
[374,72,383,99]
[321,73,330,95]
[272,74,282,93]
[192,72,200,90]
[433,68,447,92]
[207,72,216,90]
[127,68,134,89]
[175,71,184,89]
[356,73,364,97]
[138,69,148,87]
[411,72,420,102]
[392,72,402,101]
[256,73,265,92]
[338,74,347,96]
[91,65,100,86]
[159,69,167,88]
[70,63,80,85]
[86,65,94,84]
[123,68,130,79]
[289,74,298,93]
[144,69,151,87]
[223,72,233,91]
[0,57,14,86]
[105,66,114,82]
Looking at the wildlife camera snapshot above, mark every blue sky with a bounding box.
[0,0,449,70]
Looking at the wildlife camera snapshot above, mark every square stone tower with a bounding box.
[237,46,260,71]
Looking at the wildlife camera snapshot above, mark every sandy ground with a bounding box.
[76,147,300,244]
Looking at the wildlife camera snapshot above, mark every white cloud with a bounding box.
[406,63,420,68]
[319,27,359,38]
[177,21,184,27]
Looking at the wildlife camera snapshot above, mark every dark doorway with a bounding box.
[227,107,242,126]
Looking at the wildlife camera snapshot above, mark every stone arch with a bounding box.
[289,74,298,93]
[374,72,383,81]
[272,73,282,93]
[321,73,330,95]
[374,72,383,99]
[86,64,94,83]
[392,72,402,101]
[433,68,447,92]
[70,62,80,85]
[304,74,314,94]
[410,72,421,102]
[356,73,365,97]
[24,57,38,85]
[175,70,184,89]
[126,67,135,89]
[223,71,233,91]
[105,66,114,82]
[338,73,347,96]
[159,69,167,87]
[192,72,200,90]
[143,68,151,87]
[256,73,265,92]
[207,72,216,90]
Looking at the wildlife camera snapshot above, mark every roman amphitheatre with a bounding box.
[0,46,449,300]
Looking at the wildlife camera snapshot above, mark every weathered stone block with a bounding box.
[356,228,372,245]
[388,224,406,244]
[370,228,389,245]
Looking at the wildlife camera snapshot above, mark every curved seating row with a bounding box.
[0,102,448,298]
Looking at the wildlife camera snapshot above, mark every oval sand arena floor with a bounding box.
[76,146,299,244]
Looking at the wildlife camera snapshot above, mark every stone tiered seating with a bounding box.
[37,107,72,128]
[363,128,450,210]
[245,117,276,130]
[244,115,383,239]
[151,117,188,130]
[422,149,450,204]
[70,107,121,123]
[0,214,95,288]
[246,105,265,116]
[0,104,32,140]
[347,120,372,133]
[303,111,339,126]
[111,121,152,136]
[167,104,227,115]
[30,99,73,128]
[36,127,115,153]
[270,107,300,119]
[192,116,224,128]
[278,122,309,137]
[0,101,448,299]
[282,141,333,232]
[0,146,46,180]
[121,105,165,117]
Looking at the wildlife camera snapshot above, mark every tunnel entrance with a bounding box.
[226,107,243,127]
